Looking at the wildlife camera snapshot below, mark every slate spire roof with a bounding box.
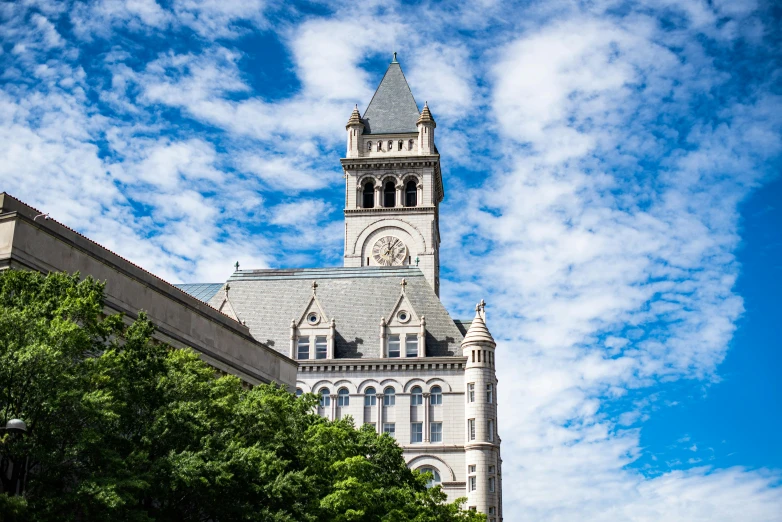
[362,57,421,135]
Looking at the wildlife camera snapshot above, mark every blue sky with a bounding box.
[1,0,781,519]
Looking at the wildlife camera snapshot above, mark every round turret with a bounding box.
[462,300,501,520]
[345,104,364,157]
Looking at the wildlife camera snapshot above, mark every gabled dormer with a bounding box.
[289,282,336,361]
[379,278,426,358]
[214,283,240,322]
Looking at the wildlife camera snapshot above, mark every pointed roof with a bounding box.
[462,304,495,346]
[417,102,436,127]
[346,104,363,128]
[362,59,421,135]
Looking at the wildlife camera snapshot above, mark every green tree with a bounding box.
[0,270,485,522]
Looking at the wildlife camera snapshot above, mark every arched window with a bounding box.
[319,388,330,407]
[338,388,350,407]
[398,140,403,151]
[408,139,414,150]
[419,467,441,488]
[388,140,393,151]
[295,388,303,397]
[363,181,375,208]
[366,141,372,152]
[364,387,377,406]
[377,140,382,152]
[430,386,442,405]
[384,181,396,207]
[383,387,396,406]
[411,386,423,406]
[405,180,417,207]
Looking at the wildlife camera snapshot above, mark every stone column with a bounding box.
[375,183,382,208]
[423,392,431,442]
[376,394,383,434]
[328,318,336,359]
[379,317,387,358]
[289,320,296,359]
[396,184,403,207]
[330,394,337,421]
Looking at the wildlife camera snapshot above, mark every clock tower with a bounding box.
[341,55,443,295]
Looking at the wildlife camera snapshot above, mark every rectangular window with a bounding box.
[297,336,310,360]
[411,422,423,443]
[468,419,475,441]
[388,334,400,358]
[467,383,475,403]
[469,476,477,491]
[430,422,442,442]
[489,476,496,493]
[383,423,396,438]
[488,419,495,442]
[489,507,496,515]
[487,383,494,404]
[488,465,496,474]
[315,336,327,359]
[468,465,476,474]
[405,335,418,357]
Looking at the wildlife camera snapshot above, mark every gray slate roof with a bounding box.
[362,62,421,135]
[206,266,464,359]
[175,283,222,302]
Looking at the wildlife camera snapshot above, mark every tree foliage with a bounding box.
[0,270,485,522]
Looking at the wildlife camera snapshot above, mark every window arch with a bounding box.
[408,139,414,151]
[319,388,330,407]
[366,141,372,152]
[363,181,375,208]
[384,181,396,207]
[383,387,396,406]
[411,386,423,406]
[398,140,403,151]
[377,140,382,152]
[419,467,441,488]
[364,387,377,406]
[338,388,350,407]
[387,140,393,151]
[405,180,417,207]
[430,386,442,405]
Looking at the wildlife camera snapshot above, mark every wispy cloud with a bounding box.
[0,0,780,519]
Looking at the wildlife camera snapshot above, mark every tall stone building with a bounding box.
[181,57,503,520]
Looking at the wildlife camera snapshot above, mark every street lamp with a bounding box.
[1,419,29,496]
[3,419,27,435]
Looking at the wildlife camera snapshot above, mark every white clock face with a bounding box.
[372,236,407,266]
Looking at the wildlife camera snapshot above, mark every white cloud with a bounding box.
[1,1,780,520]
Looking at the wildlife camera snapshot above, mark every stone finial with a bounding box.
[312,281,319,294]
[392,51,398,63]
[234,260,240,271]
[417,101,436,127]
[400,278,407,293]
[381,316,387,326]
[346,104,363,128]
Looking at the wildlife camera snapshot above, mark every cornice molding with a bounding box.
[344,206,436,215]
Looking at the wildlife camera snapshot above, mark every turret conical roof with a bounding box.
[462,304,495,346]
[417,101,436,127]
[346,104,363,128]
[362,58,420,135]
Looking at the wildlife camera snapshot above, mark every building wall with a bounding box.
[295,358,469,503]
[0,193,298,389]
